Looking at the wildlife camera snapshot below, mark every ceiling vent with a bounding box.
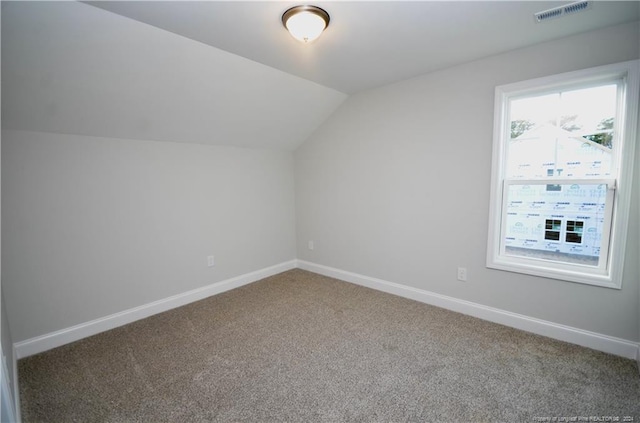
[535,1,591,23]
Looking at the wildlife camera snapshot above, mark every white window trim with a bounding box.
[487,60,639,289]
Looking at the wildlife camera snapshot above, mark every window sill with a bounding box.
[486,258,620,289]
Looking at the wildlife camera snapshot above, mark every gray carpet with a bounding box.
[18,269,640,422]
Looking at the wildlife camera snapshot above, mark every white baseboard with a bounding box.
[297,260,640,360]
[14,260,297,359]
[13,258,640,362]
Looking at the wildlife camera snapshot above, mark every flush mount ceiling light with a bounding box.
[282,5,330,43]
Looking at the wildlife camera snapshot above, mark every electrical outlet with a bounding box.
[207,255,215,267]
[457,267,468,281]
[308,241,314,250]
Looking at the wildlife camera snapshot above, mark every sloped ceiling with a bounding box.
[1,1,346,150]
[88,1,640,95]
[2,1,638,150]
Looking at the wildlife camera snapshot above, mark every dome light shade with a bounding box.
[282,5,330,43]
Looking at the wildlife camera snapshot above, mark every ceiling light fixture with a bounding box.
[282,5,330,43]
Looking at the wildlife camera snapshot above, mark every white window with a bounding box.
[487,60,639,289]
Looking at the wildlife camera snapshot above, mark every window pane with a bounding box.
[503,183,608,266]
[507,85,617,179]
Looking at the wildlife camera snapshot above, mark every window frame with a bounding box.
[486,60,639,289]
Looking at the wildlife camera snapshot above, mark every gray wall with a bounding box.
[2,130,296,342]
[295,21,640,342]
[0,3,17,417]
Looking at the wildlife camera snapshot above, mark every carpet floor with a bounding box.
[18,269,640,422]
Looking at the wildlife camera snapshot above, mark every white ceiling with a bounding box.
[2,1,346,150]
[87,1,640,94]
[2,1,638,150]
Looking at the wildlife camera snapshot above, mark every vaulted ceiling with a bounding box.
[88,1,640,94]
[2,1,638,150]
